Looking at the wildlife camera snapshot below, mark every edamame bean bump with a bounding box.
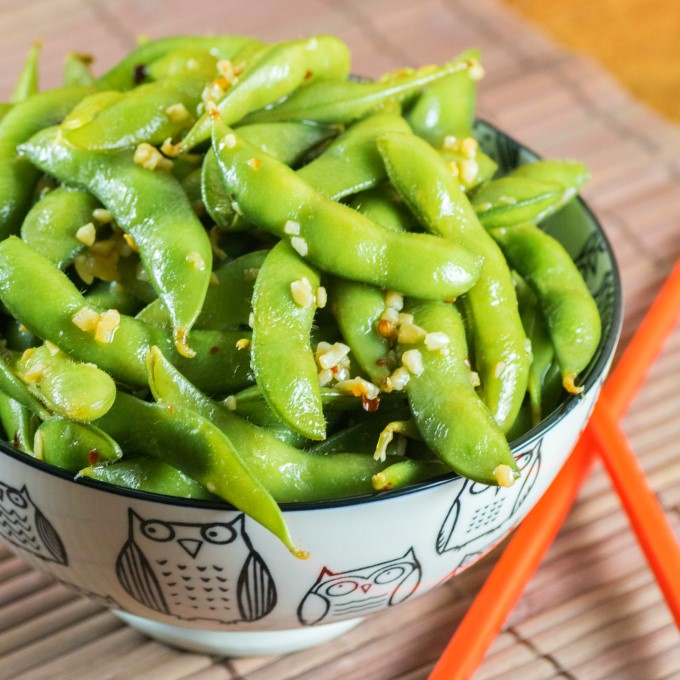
[491,222,601,394]
[20,126,212,357]
[211,119,483,300]
[378,131,530,432]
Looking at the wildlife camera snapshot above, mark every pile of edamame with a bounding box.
[0,35,600,556]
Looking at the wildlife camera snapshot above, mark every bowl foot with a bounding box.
[114,611,364,656]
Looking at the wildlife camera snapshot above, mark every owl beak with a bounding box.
[177,538,203,558]
[361,584,372,593]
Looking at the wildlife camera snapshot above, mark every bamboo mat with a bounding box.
[1,0,680,678]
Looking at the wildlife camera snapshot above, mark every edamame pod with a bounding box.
[245,53,478,125]
[21,126,212,357]
[211,120,483,300]
[80,458,217,500]
[251,241,325,440]
[0,349,47,416]
[0,392,36,454]
[64,52,96,87]
[297,113,412,200]
[21,186,100,269]
[404,300,519,485]
[379,131,530,432]
[492,222,601,393]
[36,417,122,471]
[0,85,91,238]
[177,35,351,151]
[97,35,258,90]
[18,344,116,422]
[85,281,145,317]
[372,459,446,491]
[11,41,41,103]
[146,46,218,81]
[95,390,305,558]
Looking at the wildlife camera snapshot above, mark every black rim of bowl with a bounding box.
[0,120,623,514]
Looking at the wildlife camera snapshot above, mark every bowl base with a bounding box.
[114,611,364,656]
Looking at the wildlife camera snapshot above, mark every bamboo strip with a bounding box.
[0,584,75,633]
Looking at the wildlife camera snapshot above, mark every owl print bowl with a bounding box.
[0,121,622,656]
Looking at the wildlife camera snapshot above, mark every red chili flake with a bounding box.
[304,69,313,80]
[375,357,388,366]
[378,319,393,338]
[88,449,100,465]
[331,365,339,375]
[13,432,20,449]
[209,346,220,355]
[361,395,381,413]
[133,63,147,84]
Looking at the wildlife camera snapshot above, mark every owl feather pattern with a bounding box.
[0,481,67,565]
[116,509,276,624]
[298,547,421,626]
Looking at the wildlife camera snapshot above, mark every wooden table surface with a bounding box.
[1,1,680,678]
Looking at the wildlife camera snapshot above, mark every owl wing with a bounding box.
[116,540,169,615]
[436,493,463,555]
[297,590,330,626]
[389,551,422,606]
[237,550,276,622]
[35,508,68,565]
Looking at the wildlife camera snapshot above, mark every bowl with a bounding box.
[0,120,622,657]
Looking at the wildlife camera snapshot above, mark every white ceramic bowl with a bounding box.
[0,121,622,656]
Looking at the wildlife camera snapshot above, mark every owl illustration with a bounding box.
[298,547,421,626]
[436,438,542,564]
[116,510,276,624]
[0,481,68,565]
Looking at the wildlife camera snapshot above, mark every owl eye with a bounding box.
[140,520,175,541]
[374,566,406,584]
[201,523,236,544]
[7,490,27,508]
[326,581,358,597]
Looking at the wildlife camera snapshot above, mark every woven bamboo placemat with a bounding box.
[1,0,679,678]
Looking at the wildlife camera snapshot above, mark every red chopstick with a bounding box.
[429,260,680,680]
[590,404,680,627]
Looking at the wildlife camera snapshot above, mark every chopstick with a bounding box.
[429,259,680,680]
[590,404,680,627]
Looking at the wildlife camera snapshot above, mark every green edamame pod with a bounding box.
[379,131,530,432]
[245,54,478,125]
[64,52,96,87]
[492,222,601,394]
[147,346,389,502]
[471,177,564,229]
[97,35,258,90]
[439,147,498,190]
[0,392,36,454]
[348,186,416,233]
[177,35,351,151]
[18,344,116,422]
[21,186,100,269]
[505,398,533,442]
[372,459,446,491]
[0,237,252,393]
[11,41,41,103]
[405,300,519,485]
[202,122,336,229]
[36,417,122,471]
[80,458,217,500]
[2,316,39,352]
[406,50,479,145]
[331,281,392,385]
[146,46,218,81]
[61,91,124,130]
[0,85,91,238]
[66,75,205,150]
[297,113,411,200]
[252,241,325,440]
[0,104,12,123]
[137,250,266,330]
[95,390,305,558]
[21,126,212,357]
[211,120,483,301]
